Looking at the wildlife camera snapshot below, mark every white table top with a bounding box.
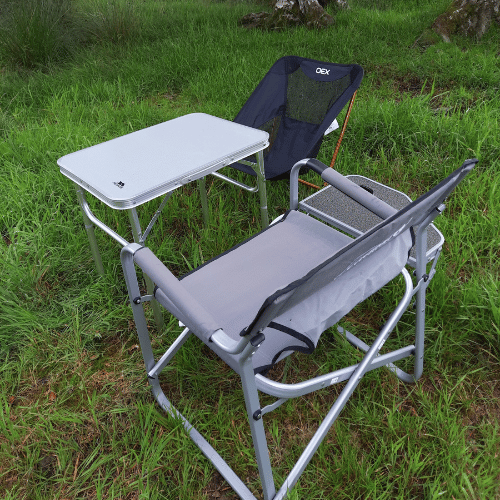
[58,113,269,209]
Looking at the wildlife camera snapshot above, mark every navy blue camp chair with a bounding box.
[211,56,364,227]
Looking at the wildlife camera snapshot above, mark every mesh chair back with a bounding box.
[233,56,363,179]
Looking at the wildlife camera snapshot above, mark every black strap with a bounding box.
[409,226,416,259]
[254,322,315,375]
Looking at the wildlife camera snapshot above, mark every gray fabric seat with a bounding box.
[176,211,353,372]
[171,209,411,374]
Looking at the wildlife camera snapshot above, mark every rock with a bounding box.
[432,0,500,42]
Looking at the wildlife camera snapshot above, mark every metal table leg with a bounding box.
[197,177,210,227]
[75,185,104,275]
[128,208,164,330]
[255,151,269,228]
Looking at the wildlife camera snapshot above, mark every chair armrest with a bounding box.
[290,158,397,219]
[133,246,221,340]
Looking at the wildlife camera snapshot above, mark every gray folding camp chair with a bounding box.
[120,158,477,500]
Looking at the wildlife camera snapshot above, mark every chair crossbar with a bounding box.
[339,327,420,383]
[260,398,289,417]
[256,343,416,400]
[147,327,192,379]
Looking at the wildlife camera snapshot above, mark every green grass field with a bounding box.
[1,0,499,498]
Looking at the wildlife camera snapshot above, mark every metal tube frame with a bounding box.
[197,177,210,226]
[121,237,429,500]
[127,209,164,330]
[75,184,170,329]
[291,161,445,386]
[212,169,259,193]
[75,185,129,253]
[75,185,106,274]
[74,184,171,256]
[118,159,479,500]
[209,151,269,229]
[121,244,259,499]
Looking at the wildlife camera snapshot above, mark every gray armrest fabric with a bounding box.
[133,247,220,338]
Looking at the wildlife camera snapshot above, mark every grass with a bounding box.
[0,0,78,69]
[0,0,499,498]
[0,0,154,69]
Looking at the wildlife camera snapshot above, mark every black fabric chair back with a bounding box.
[233,56,363,180]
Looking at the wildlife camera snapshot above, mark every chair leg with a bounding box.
[413,226,430,381]
[329,91,357,170]
[145,349,259,500]
[239,351,276,500]
[121,247,259,499]
[271,269,415,499]
[151,376,258,500]
[121,245,156,373]
[127,209,164,331]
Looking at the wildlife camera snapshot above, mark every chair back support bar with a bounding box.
[245,159,477,344]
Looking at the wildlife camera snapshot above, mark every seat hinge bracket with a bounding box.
[133,295,154,304]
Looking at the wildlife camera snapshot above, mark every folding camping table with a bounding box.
[58,113,269,327]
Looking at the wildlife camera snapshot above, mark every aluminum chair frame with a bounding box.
[119,158,477,500]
